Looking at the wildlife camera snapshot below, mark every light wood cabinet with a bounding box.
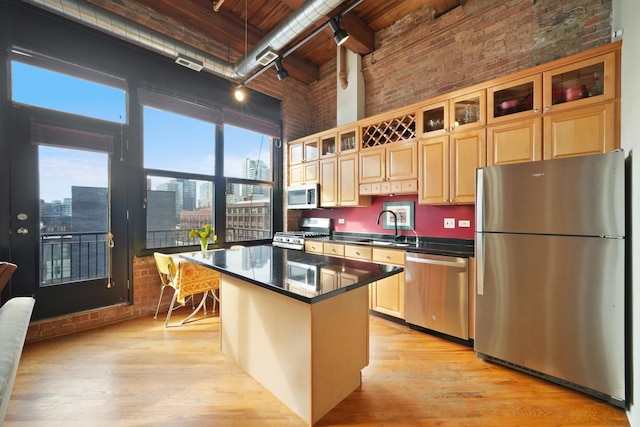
[371,247,405,319]
[359,141,417,195]
[487,74,542,124]
[344,244,372,261]
[304,240,323,254]
[319,126,359,158]
[320,266,360,292]
[323,242,344,257]
[487,117,542,166]
[288,137,319,186]
[542,51,616,114]
[289,42,620,204]
[486,49,618,166]
[320,153,371,207]
[543,102,616,160]
[419,129,486,205]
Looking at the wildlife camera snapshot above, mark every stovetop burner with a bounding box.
[272,218,332,250]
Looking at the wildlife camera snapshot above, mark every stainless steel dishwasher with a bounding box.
[404,252,469,340]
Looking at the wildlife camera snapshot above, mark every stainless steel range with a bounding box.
[272,217,332,250]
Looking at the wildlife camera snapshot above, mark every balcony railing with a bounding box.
[41,231,108,286]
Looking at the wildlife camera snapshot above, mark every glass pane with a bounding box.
[422,106,445,133]
[321,135,336,156]
[493,82,534,118]
[143,106,215,174]
[224,124,272,180]
[340,130,357,152]
[225,185,272,242]
[454,96,481,127]
[39,146,109,285]
[11,61,126,123]
[305,140,318,159]
[146,176,214,249]
[552,62,604,105]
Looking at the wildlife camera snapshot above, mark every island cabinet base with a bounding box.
[220,274,369,425]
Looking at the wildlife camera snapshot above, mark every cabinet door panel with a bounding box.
[543,102,616,160]
[387,141,417,180]
[289,163,304,186]
[372,272,405,319]
[487,118,542,166]
[450,129,485,204]
[338,154,360,206]
[359,147,385,183]
[319,158,338,207]
[303,161,319,183]
[419,136,449,205]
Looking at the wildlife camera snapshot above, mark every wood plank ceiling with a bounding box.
[84,0,463,85]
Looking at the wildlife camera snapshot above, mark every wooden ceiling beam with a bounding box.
[339,12,374,55]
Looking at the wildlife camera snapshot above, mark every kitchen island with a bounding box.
[182,245,403,425]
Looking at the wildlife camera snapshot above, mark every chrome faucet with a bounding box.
[376,210,398,241]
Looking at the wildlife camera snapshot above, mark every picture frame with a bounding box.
[381,201,414,230]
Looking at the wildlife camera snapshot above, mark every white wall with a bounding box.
[614,1,640,425]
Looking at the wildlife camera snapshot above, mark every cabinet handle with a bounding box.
[356,251,360,255]
[534,108,540,113]
[544,106,550,112]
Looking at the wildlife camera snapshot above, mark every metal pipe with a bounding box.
[21,0,348,81]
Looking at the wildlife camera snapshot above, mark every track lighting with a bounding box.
[274,58,289,81]
[233,85,247,102]
[328,18,349,46]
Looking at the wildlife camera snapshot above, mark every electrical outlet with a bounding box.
[444,218,455,229]
[458,220,470,228]
[338,218,345,224]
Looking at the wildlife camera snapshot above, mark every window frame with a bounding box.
[140,90,280,253]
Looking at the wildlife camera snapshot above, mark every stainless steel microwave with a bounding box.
[287,183,319,209]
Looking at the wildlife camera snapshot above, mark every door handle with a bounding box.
[17,227,29,235]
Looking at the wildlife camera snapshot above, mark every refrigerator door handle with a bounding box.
[476,235,484,296]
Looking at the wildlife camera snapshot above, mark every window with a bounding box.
[11,61,126,123]
[144,106,216,249]
[223,125,274,243]
[142,93,278,250]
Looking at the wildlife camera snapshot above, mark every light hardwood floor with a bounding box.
[5,308,629,426]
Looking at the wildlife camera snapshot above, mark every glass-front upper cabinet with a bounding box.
[321,127,359,156]
[487,75,542,124]
[338,127,358,154]
[450,90,486,132]
[419,100,448,138]
[290,137,318,164]
[320,132,336,157]
[543,51,616,113]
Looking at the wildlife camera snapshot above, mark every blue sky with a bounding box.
[11,61,271,201]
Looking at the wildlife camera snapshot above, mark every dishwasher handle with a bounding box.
[405,253,467,269]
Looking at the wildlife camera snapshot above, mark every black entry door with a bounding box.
[9,106,129,320]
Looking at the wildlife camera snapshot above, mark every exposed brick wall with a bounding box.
[298,0,612,130]
[25,256,180,343]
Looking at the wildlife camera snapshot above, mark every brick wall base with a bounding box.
[24,255,191,343]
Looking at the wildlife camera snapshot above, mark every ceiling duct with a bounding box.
[21,0,348,81]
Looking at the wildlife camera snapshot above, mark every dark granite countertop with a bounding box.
[180,245,403,304]
[311,233,475,258]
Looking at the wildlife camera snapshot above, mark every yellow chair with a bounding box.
[153,252,220,327]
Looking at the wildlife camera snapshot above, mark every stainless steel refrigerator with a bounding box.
[475,150,625,407]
